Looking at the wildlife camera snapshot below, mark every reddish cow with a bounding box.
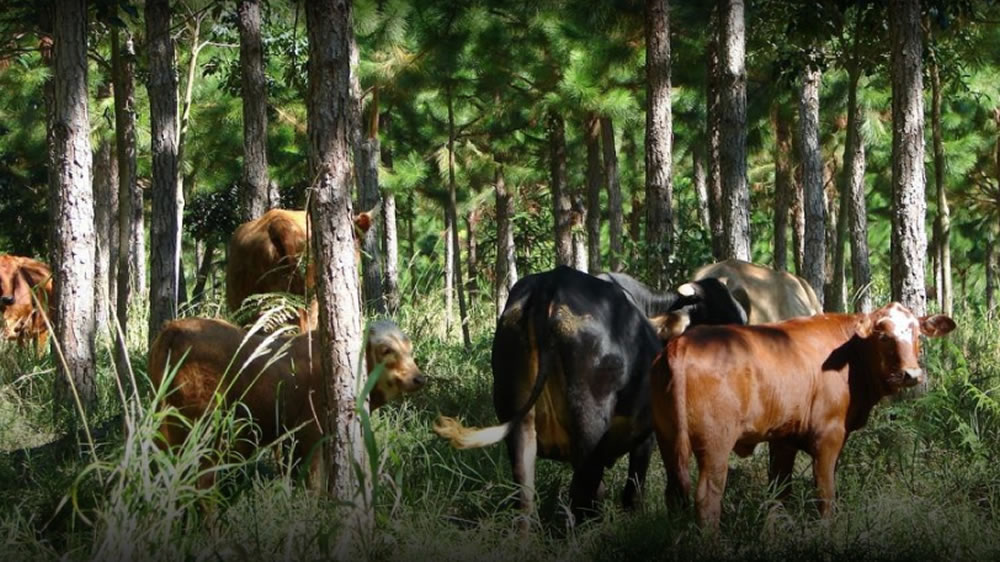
[651,302,955,529]
[0,254,53,354]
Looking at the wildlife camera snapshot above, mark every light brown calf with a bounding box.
[0,254,53,354]
[691,259,822,324]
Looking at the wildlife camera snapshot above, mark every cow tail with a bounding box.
[433,288,553,450]
[669,344,692,495]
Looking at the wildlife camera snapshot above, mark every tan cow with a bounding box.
[691,259,822,324]
[225,209,371,332]
[0,254,53,354]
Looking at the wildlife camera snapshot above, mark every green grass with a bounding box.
[3,289,1000,561]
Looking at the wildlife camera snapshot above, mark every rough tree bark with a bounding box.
[94,78,119,339]
[693,148,710,231]
[494,161,518,319]
[357,137,384,313]
[380,113,400,314]
[798,63,826,308]
[447,85,471,349]
[49,0,96,407]
[645,0,673,287]
[719,0,750,261]
[572,193,588,273]
[466,208,479,296]
[706,20,725,260]
[889,0,927,316]
[304,1,371,554]
[930,57,952,316]
[238,0,271,221]
[772,105,792,271]
[146,0,181,344]
[584,113,603,274]
[844,52,872,312]
[831,179,849,312]
[601,117,624,272]
[549,112,573,267]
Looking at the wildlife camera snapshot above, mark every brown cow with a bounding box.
[691,259,822,324]
[225,209,372,332]
[0,254,53,353]
[651,302,955,529]
[148,316,425,487]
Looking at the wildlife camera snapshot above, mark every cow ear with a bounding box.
[649,311,690,342]
[920,314,956,338]
[856,315,874,338]
[354,212,373,235]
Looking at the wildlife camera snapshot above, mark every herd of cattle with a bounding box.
[0,208,956,531]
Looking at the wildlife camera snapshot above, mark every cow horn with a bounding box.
[677,283,698,297]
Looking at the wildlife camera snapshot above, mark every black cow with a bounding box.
[433,266,747,526]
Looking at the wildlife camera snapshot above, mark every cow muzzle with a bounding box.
[0,295,13,307]
[902,368,925,387]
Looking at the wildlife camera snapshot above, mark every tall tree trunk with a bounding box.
[50,0,96,408]
[94,78,119,339]
[772,105,792,271]
[357,137,384,313]
[625,132,642,254]
[549,112,573,267]
[719,0,750,261]
[466,208,479,295]
[304,2,371,554]
[191,241,215,304]
[831,178,849,312]
[447,85,471,349]
[798,63,826,308]
[444,213,453,336]
[112,27,142,381]
[238,0,271,221]
[584,113,603,274]
[380,113,400,314]
[147,0,181,344]
[494,161,517,319]
[792,164,805,275]
[987,233,996,316]
[693,148,710,231]
[889,0,927,316]
[706,20,725,260]
[602,117,625,272]
[645,0,674,287]
[930,57,952,317]
[844,58,872,312]
[572,193,588,272]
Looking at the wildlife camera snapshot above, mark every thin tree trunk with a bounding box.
[357,137,384,313]
[719,0,750,261]
[112,27,142,380]
[772,105,792,271]
[792,164,805,275]
[447,85,471,349]
[602,116,624,271]
[444,214,453,336]
[889,0,927,316]
[304,2,371,554]
[94,78,119,339]
[147,0,181,344]
[987,233,996,316]
[584,113,603,274]
[550,112,573,267]
[798,63,826,308]
[645,0,674,287]
[495,161,517,318]
[625,132,642,253]
[191,240,215,303]
[466,208,479,295]
[831,177,849,312]
[380,113,400,314]
[930,57,952,316]
[50,0,96,408]
[238,0,271,221]
[706,20,725,260]
[572,193,588,272]
[693,148,710,231]
[844,57,872,312]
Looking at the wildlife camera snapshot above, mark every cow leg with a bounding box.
[622,435,653,511]
[812,429,845,518]
[504,410,538,531]
[694,447,730,530]
[767,440,798,500]
[655,428,691,512]
[569,460,605,525]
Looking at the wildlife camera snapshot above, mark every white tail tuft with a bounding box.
[433,416,512,449]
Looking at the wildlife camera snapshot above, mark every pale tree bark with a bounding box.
[238,0,271,221]
[772,105,792,271]
[719,0,750,261]
[494,161,517,319]
[798,63,826,308]
[380,113,400,314]
[50,0,96,408]
[792,165,805,275]
[625,133,642,253]
[572,193,588,272]
[112,27,143,379]
[357,137,384,313]
[706,23,725,260]
[305,1,371,554]
[601,117,624,272]
[94,78,119,339]
[146,0,181,344]
[549,112,573,267]
[447,85,470,349]
[466,208,479,296]
[844,56,872,312]
[645,0,673,288]
[693,148,710,231]
[584,113,603,274]
[831,178,849,312]
[444,213,453,335]
[930,57,952,316]
[889,0,927,316]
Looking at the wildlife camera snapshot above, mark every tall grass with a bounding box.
[3,288,1000,560]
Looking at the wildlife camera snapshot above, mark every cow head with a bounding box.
[649,278,748,340]
[857,302,956,390]
[0,255,19,308]
[365,319,426,409]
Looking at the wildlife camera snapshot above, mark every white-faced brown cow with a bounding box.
[0,254,53,354]
[225,209,371,333]
[148,316,425,487]
[691,259,822,324]
[650,302,955,529]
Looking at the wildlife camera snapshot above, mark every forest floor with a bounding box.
[2,291,1000,561]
